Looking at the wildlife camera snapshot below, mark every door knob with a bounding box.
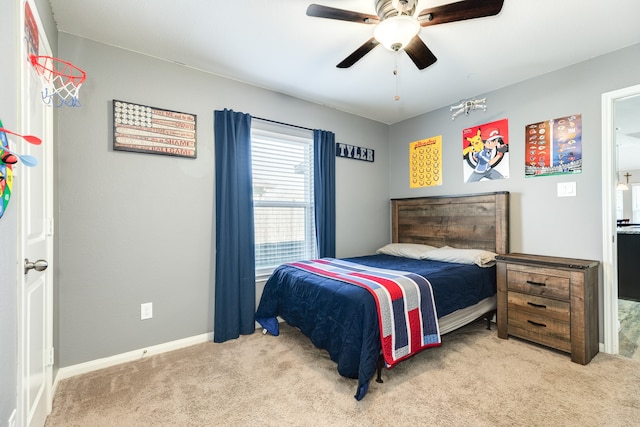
[24,258,48,274]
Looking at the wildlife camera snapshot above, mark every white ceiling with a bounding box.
[49,0,640,125]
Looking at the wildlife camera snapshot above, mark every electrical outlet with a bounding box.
[141,302,153,320]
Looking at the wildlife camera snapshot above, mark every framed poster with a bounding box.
[409,136,442,188]
[113,100,197,158]
[462,118,509,182]
[525,114,582,177]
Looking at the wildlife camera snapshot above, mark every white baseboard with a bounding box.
[53,332,213,391]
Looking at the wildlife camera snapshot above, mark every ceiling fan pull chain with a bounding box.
[394,51,400,101]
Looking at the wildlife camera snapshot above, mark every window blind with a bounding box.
[251,124,316,275]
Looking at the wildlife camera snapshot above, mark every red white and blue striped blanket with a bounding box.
[287,258,441,367]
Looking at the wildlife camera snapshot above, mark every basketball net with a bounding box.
[29,55,87,108]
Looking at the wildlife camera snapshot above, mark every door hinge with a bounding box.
[46,347,54,366]
[47,218,54,236]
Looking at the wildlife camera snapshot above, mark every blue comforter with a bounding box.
[254,254,496,400]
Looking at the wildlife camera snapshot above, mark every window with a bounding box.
[616,188,624,220]
[251,122,316,276]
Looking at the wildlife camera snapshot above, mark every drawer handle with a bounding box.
[526,280,546,287]
[527,302,547,309]
[527,320,547,328]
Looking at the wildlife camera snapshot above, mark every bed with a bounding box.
[255,192,509,400]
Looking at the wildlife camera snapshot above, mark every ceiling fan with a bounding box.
[306,0,504,70]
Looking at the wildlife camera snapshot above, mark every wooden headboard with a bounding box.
[391,192,509,255]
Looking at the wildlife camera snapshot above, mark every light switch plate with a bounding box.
[557,182,576,197]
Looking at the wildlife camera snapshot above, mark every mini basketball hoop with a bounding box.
[29,54,86,107]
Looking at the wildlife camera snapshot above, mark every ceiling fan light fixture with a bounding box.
[374,15,420,51]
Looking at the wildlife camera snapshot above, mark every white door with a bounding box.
[17,1,54,426]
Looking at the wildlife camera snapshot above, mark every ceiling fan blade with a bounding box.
[306,4,380,24]
[337,38,380,68]
[417,0,504,27]
[404,36,437,70]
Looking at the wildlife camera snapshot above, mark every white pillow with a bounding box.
[376,243,438,259]
[420,246,497,267]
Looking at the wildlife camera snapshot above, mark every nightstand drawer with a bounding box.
[507,309,571,353]
[507,292,570,322]
[506,267,570,300]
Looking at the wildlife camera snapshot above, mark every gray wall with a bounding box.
[56,34,390,367]
[388,43,640,339]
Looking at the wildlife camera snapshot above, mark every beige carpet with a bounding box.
[46,320,640,427]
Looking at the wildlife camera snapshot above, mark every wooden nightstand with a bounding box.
[496,253,599,365]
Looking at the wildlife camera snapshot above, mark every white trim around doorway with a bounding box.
[601,83,640,355]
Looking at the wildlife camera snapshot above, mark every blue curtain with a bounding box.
[313,129,336,258]
[213,109,256,343]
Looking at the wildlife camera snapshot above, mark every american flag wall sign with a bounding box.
[113,100,197,159]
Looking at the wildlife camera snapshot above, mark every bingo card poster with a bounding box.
[409,136,442,188]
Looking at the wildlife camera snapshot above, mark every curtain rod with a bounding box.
[252,116,314,132]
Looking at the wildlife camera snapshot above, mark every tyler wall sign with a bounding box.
[335,143,374,162]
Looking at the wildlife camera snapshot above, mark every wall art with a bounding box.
[335,142,374,162]
[462,118,510,183]
[113,100,197,158]
[525,114,582,177]
[409,135,442,188]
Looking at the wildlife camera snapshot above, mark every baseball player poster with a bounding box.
[524,114,582,177]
